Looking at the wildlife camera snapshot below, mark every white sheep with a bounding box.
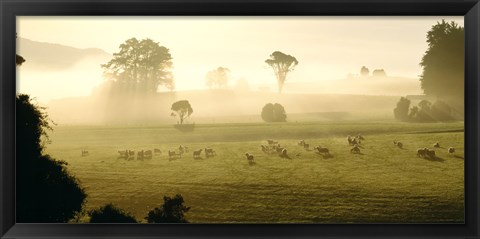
[193,149,203,159]
[314,146,330,155]
[350,145,361,154]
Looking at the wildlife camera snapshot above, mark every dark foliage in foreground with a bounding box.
[89,203,138,223]
[16,94,87,222]
[145,194,191,223]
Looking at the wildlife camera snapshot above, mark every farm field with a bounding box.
[45,121,465,223]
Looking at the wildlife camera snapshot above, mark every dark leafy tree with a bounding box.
[393,97,410,121]
[420,20,464,113]
[408,106,419,119]
[89,204,137,223]
[102,38,174,95]
[415,100,434,122]
[16,94,86,222]
[265,51,298,93]
[261,103,287,122]
[171,100,193,125]
[145,194,190,223]
[205,67,230,89]
[360,66,369,76]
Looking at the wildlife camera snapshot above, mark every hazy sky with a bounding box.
[17,16,463,102]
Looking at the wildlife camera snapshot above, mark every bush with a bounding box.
[16,94,86,223]
[145,194,190,223]
[89,203,137,223]
[261,103,287,122]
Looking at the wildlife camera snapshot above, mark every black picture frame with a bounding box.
[1,0,479,238]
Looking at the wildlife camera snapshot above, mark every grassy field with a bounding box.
[44,121,465,223]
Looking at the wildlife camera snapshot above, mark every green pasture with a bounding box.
[44,121,464,223]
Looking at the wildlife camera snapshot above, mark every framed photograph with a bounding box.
[1,0,479,238]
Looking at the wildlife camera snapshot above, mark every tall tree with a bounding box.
[393,97,411,121]
[102,38,174,95]
[265,51,298,93]
[419,20,464,113]
[171,100,193,125]
[205,67,230,89]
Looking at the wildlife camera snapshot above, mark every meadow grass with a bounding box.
[44,121,464,223]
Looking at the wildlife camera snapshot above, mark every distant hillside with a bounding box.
[17,38,111,70]
[47,89,404,125]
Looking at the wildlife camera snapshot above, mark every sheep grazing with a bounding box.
[81,149,89,157]
[396,142,403,149]
[298,140,305,146]
[350,145,361,154]
[245,153,254,162]
[179,145,189,154]
[448,147,455,154]
[193,149,203,159]
[303,143,310,150]
[261,145,269,153]
[168,150,180,160]
[267,139,278,145]
[154,148,162,156]
[347,136,356,146]
[137,150,145,160]
[417,148,427,157]
[280,148,288,157]
[433,142,440,148]
[205,148,216,157]
[314,146,330,155]
[426,148,436,158]
[144,150,153,159]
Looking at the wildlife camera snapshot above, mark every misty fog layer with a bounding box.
[16,16,463,125]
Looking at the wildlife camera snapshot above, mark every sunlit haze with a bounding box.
[17,16,463,103]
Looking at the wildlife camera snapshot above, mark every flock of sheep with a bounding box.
[243,134,457,164]
[82,134,457,164]
[415,142,456,159]
[110,145,218,161]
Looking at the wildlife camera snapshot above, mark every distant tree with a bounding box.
[265,51,298,93]
[102,38,174,95]
[205,67,230,89]
[16,94,87,222]
[145,194,190,223]
[408,106,419,119]
[360,66,369,76]
[261,103,287,122]
[171,100,193,125]
[415,99,434,122]
[89,204,137,223]
[419,20,464,113]
[393,97,410,121]
[372,69,386,77]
